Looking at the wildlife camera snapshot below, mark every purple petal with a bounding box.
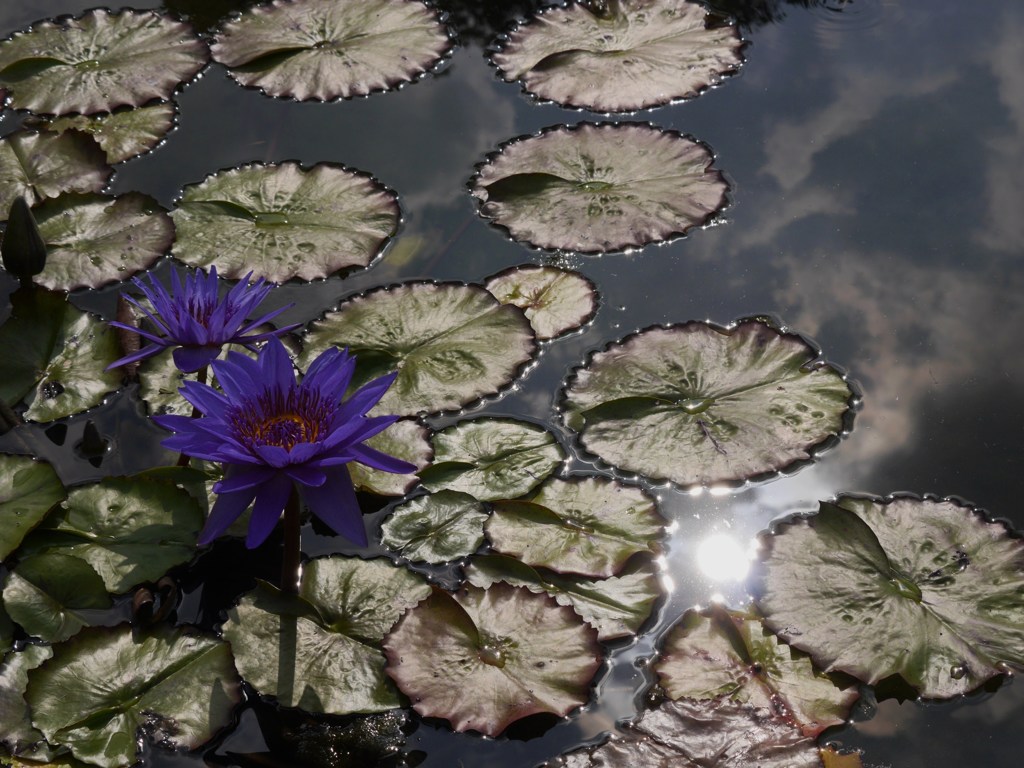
[260,337,295,394]
[302,346,353,394]
[348,443,417,475]
[301,467,367,547]
[211,352,261,402]
[285,464,327,487]
[105,345,162,370]
[337,371,399,421]
[214,465,276,494]
[255,444,290,468]
[179,380,230,416]
[173,345,222,373]
[198,486,258,546]
[246,473,294,548]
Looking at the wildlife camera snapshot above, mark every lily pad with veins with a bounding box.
[485,265,598,340]
[757,496,1024,699]
[419,417,564,501]
[0,131,111,218]
[36,102,177,164]
[470,122,728,253]
[0,9,207,116]
[380,491,488,564]
[34,192,174,291]
[0,454,65,561]
[171,161,399,282]
[561,318,855,487]
[655,605,858,737]
[349,419,432,496]
[383,583,602,736]
[300,282,536,416]
[211,0,452,101]
[487,476,664,577]
[493,0,744,113]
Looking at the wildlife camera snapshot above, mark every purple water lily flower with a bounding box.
[153,337,415,548]
[107,266,300,373]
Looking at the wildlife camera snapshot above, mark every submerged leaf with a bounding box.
[549,698,822,768]
[211,0,451,100]
[171,161,399,282]
[0,131,111,217]
[493,0,744,113]
[655,605,857,737]
[485,265,598,340]
[34,193,174,291]
[420,418,564,501]
[0,286,123,423]
[380,491,488,563]
[488,476,664,577]
[0,9,207,115]
[383,583,602,736]
[562,319,855,487]
[25,626,240,768]
[300,282,536,416]
[39,102,177,163]
[757,496,1024,698]
[0,455,65,561]
[470,122,728,253]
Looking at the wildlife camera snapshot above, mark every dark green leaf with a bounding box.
[0,455,65,561]
[3,553,111,642]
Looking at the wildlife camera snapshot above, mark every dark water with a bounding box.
[2,1,1023,766]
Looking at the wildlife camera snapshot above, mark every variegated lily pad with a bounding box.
[493,0,744,113]
[0,9,208,115]
[485,265,598,340]
[757,496,1024,699]
[656,605,858,737]
[171,162,399,282]
[0,287,123,423]
[487,476,664,577]
[223,557,430,715]
[33,193,173,291]
[350,419,432,496]
[548,698,822,768]
[562,319,855,487]
[36,102,177,163]
[419,418,564,501]
[383,583,602,736]
[211,0,452,101]
[380,491,488,564]
[25,626,240,768]
[300,282,536,416]
[0,131,111,218]
[470,122,728,253]
[466,553,661,641]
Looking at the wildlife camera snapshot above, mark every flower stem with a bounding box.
[176,365,208,467]
[281,484,302,595]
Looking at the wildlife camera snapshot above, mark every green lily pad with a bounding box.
[349,419,432,496]
[25,625,241,768]
[170,161,399,282]
[757,496,1024,699]
[33,193,173,291]
[300,282,537,416]
[0,131,111,218]
[419,418,564,501]
[224,556,430,715]
[383,582,602,736]
[466,553,661,641]
[655,605,857,737]
[0,9,208,116]
[562,319,855,487]
[484,265,598,340]
[22,474,203,593]
[0,603,12,655]
[0,286,123,423]
[470,122,729,253]
[0,455,65,561]
[211,0,452,101]
[380,491,488,564]
[549,697,822,768]
[487,476,664,577]
[0,644,55,761]
[36,102,177,164]
[2,554,111,643]
[492,0,744,113]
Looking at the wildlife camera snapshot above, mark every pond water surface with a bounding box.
[2,1,1023,767]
